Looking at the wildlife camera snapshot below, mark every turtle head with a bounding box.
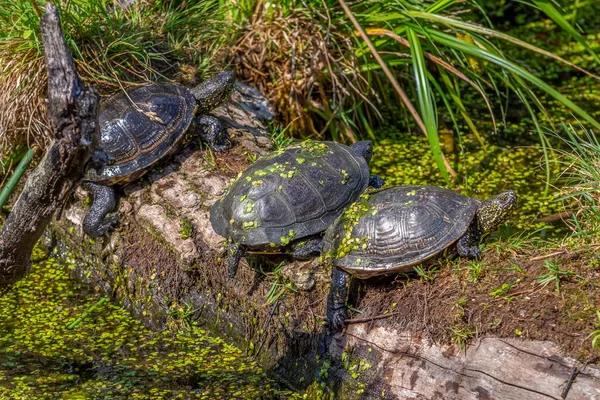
[350,140,373,163]
[477,190,517,233]
[192,71,235,113]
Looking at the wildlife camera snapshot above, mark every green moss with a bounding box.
[179,217,193,240]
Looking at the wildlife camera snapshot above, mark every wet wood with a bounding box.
[0,4,99,288]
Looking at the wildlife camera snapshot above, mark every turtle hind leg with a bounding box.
[290,236,322,259]
[227,243,246,278]
[327,266,351,333]
[82,182,119,238]
[457,219,482,259]
[195,115,228,152]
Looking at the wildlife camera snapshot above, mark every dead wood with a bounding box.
[0,4,99,288]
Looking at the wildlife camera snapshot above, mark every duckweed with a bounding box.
[0,252,301,398]
[371,133,563,230]
[280,230,296,246]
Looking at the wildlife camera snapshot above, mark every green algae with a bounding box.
[0,250,301,399]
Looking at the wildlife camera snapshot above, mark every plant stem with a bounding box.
[0,147,37,210]
[67,297,108,330]
[337,0,456,178]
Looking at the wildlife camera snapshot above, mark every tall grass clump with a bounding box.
[555,123,600,237]
[229,0,600,181]
[0,0,230,158]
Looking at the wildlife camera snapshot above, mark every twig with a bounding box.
[561,365,579,399]
[528,251,567,262]
[337,0,456,178]
[534,211,575,224]
[255,299,279,355]
[345,311,401,325]
[29,0,42,18]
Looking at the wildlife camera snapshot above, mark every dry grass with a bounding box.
[0,0,228,157]
[228,1,376,141]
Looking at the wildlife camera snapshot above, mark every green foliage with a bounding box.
[465,260,486,282]
[0,0,229,153]
[588,311,600,351]
[555,123,600,237]
[336,0,600,177]
[449,323,478,350]
[264,263,297,305]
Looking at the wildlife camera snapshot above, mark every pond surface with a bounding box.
[0,247,301,399]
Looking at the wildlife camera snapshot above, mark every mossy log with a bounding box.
[0,4,99,288]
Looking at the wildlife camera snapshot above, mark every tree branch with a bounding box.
[0,3,99,288]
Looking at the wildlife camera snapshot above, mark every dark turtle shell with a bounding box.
[322,185,479,278]
[92,84,197,185]
[210,141,370,248]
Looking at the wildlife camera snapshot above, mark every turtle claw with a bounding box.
[330,310,347,333]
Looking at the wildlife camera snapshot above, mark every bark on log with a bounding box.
[0,4,99,288]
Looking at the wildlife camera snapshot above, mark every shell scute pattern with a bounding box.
[95,84,196,184]
[323,186,479,278]
[211,141,369,247]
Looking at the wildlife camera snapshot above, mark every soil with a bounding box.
[344,238,600,362]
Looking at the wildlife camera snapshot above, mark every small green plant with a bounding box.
[535,259,576,292]
[268,122,294,150]
[413,264,438,283]
[179,218,193,240]
[265,263,297,305]
[449,323,478,351]
[587,311,600,350]
[244,151,258,163]
[489,280,514,298]
[465,260,486,282]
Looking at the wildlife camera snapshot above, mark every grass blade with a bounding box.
[407,27,449,181]
[415,26,600,130]
[408,11,600,81]
[0,147,36,210]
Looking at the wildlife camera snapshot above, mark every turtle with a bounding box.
[82,71,235,238]
[322,185,517,332]
[209,140,385,278]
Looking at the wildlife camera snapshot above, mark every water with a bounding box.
[0,246,301,399]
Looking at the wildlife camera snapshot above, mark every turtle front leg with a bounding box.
[290,236,322,259]
[82,182,119,238]
[457,219,482,259]
[195,115,228,152]
[227,242,246,278]
[327,266,351,333]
